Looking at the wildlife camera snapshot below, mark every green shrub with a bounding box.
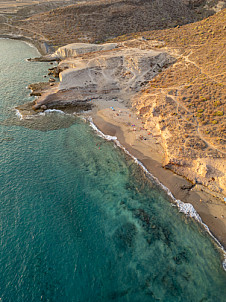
[196,113,203,118]
[214,101,221,106]
[214,111,223,116]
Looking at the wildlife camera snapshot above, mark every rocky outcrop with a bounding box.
[28,82,51,96]
[132,9,226,197]
[53,43,118,59]
[13,4,225,198]
[29,40,174,112]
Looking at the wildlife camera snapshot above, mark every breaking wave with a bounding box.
[15,109,23,120]
[88,117,226,270]
[39,109,65,115]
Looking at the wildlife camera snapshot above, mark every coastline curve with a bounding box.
[88,116,226,271]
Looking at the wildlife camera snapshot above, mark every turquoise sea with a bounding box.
[0,39,225,302]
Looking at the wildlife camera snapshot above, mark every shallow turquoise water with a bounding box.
[0,39,225,302]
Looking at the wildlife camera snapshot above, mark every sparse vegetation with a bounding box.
[214,111,224,116]
[133,9,226,156]
[2,0,215,47]
[0,1,225,194]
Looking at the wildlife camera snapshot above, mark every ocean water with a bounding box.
[0,39,225,302]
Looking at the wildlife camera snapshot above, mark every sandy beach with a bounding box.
[89,101,226,250]
[14,41,226,252]
[1,2,226,300]
[1,0,225,252]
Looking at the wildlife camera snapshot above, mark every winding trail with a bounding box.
[152,47,226,156]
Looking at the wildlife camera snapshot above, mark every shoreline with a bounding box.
[0,34,53,56]
[3,35,225,257]
[88,115,226,269]
[88,102,226,251]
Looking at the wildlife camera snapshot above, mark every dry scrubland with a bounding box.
[112,9,225,194]
[0,1,225,196]
[0,1,74,14]
[6,0,216,47]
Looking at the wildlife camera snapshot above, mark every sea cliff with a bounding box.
[1,1,225,247]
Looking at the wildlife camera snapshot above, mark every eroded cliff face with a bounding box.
[16,9,225,198]
[133,90,225,196]
[54,43,118,59]
[131,9,226,196]
[30,40,175,111]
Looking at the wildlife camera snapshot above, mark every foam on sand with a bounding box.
[88,117,226,270]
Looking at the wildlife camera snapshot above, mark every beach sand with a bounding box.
[89,101,226,249]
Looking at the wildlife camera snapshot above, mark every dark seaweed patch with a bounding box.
[113,222,137,250]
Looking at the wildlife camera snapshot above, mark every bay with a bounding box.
[0,39,225,302]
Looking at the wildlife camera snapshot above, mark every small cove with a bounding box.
[0,39,225,302]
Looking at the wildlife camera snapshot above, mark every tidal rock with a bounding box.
[41,105,47,110]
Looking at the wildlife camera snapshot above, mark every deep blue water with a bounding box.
[0,39,225,302]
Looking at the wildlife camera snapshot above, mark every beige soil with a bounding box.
[90,102,226,249]
[1,0,225,248]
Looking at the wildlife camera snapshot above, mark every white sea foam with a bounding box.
[15,109,23,120]
[24,41,37,50]
[15,108,67,120]
[88,117,226,270]
[42,109,65,115]
[89,120,117,141]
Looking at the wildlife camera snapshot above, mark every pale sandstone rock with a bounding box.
[18,38,226,197]
[53,43,118,59]
[196,161,209,178]
[58,48,174,93]
[134,89,226,196]
[28,41,174,118]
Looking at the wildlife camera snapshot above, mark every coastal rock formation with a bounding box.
[17,10,226,197]
[130,9,226,196]
[28,82,51,96]
[8,0,225,198]
[31,41,175,111]
[53,43,118,59]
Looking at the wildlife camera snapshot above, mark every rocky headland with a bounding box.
[17,8,226,196]
[1,1,225,246]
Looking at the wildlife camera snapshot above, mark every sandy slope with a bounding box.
[1,0,225,247]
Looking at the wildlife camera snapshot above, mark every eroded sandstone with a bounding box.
[14,7,226,199]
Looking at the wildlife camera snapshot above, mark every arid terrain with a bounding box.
[1,0,225,49]
[0,0,75,14]
[1,0,225,245]
[15,7,225,198]
[0,0,79,52]
[120,9,226,196]
[111,9,226,197]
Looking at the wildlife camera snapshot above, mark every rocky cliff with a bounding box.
[27,40,175,111]
[127,9,225,196]
[3,0,225,197]
[17,8,225,198]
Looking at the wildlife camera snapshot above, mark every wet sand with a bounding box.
[89,101,226,250]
